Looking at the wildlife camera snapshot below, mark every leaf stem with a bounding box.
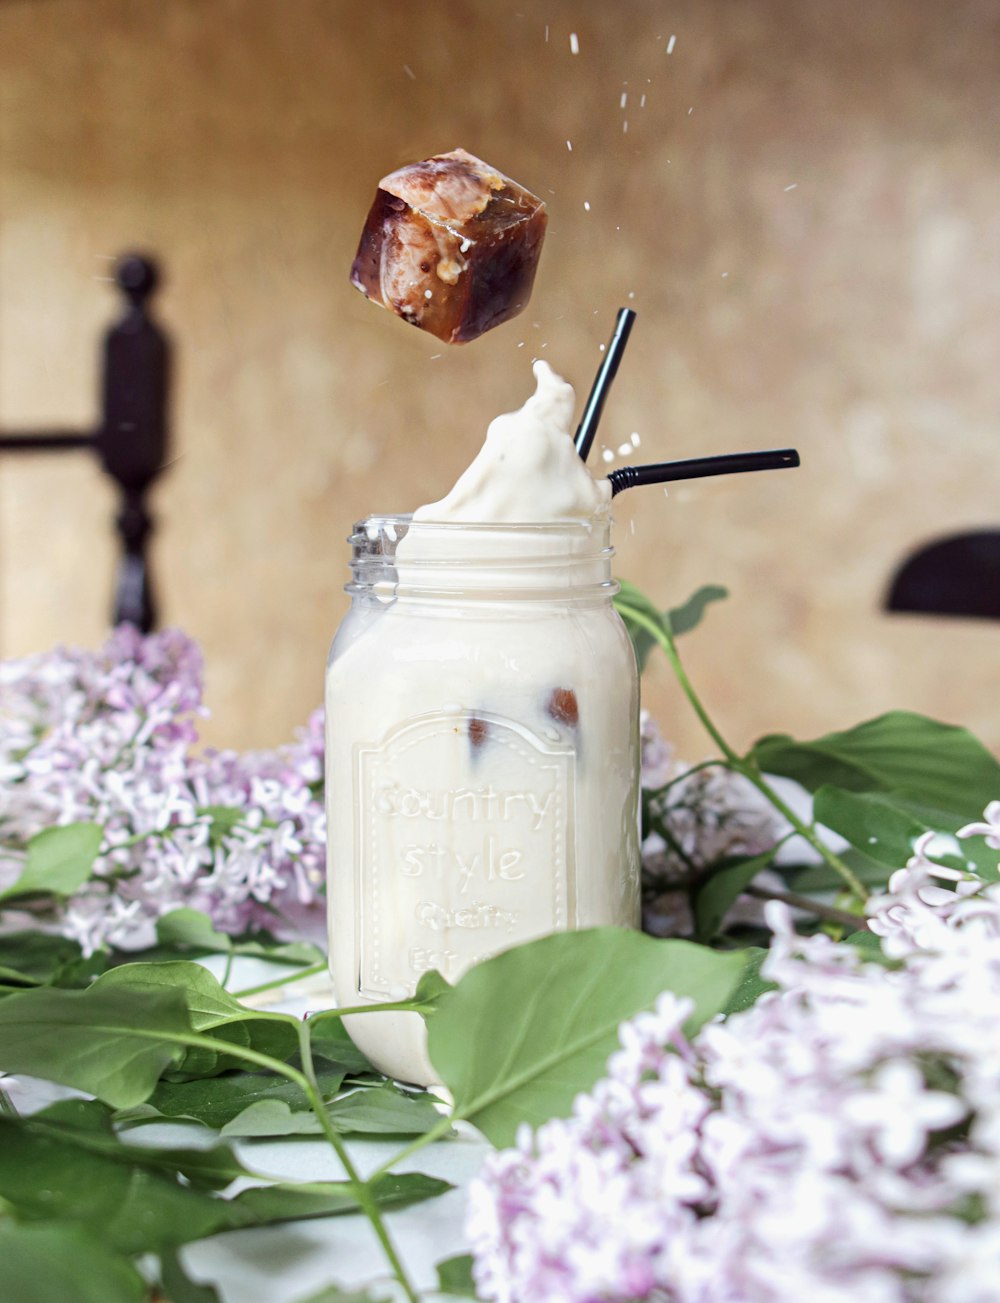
[647,757,726,797]
[102,1021,424,1303]
[295,1022,422,1303]
[742,883,868,931]
[368,1114,458,1183]
[231,961,328,1000]
[307,998,433,1022]
[617,603,869,903]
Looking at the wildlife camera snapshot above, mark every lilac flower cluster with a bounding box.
[0,627,326,954]
[467,807,1000,1302]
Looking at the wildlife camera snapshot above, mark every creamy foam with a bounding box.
[411,360,611,524]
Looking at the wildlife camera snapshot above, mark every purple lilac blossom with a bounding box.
[467,813,1000,1302]
[0,627,326,954]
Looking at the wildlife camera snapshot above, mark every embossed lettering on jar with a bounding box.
[325,516,640,1085]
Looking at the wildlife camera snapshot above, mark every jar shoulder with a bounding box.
[328,601,636,675]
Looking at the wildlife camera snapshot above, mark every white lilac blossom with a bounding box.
[639,709,674,790]
[640,712,783,877]
[467,810,1000,1302]
[639,711,784,932]
[0,627,325,954]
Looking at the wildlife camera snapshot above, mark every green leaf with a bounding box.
[0,1115,242,1254]
[667,584,730,636]
[230,1172,452,1224]
[0,822,103,902]
[782,846,895,895]
[813,786,1000,880]
[0,1112,446,1255]
[295,1286,391,1303]
[436,1253,479,1299]
[691,847,779,942]
[0,932,86,986]
[615,581,728,670]
[310,1017,377,1076]
[0,1222,146,1303]
[614,579,669,671]
[199,804,251,848]
[0,982,188,1107]
[95,961,299,1072]
[425,928,745,1146]
[137,1062,345,1131]
[28,1099,248,1189]
[144,909,323,968]
[156,908,234,953]
[845,930,892,959]
[216,1082,442,1139]
[159,1249,223,1303]
[324,1081,445,1136]
[749,711,1000,821]
[219,1098,324,1137]
[413,966,452,1007]
[720,947,775,1014]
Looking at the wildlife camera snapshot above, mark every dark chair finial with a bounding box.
[115,254,160,305]
[885,531,1000,621]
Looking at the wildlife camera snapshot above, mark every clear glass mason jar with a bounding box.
[325,514,640,1085]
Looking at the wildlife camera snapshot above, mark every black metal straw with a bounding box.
[574,307,636,462]
[608,448,800,497]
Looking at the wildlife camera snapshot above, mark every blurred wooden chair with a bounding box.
[886,532,1000,620]
[0,253,170,632]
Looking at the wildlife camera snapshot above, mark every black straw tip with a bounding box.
[574,307,637,462]
[608,447,801,497]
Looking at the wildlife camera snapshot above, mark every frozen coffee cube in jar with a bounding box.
[350,148,548,343]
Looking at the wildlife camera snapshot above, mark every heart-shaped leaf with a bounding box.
[95,961,299,1071]
[615,581,728,670]
[813,786,1000,880]
[0,822,103,902]
[425,928,745,1146]
[0,982,188,1107]
[749,712,1000,820]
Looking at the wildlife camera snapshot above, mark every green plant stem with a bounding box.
[368,1114,457,1184]
[308,998,434,1021]
[648,757,726,796]
[103,1021,423,1303]
[616,603,869,903]
[232,960,328,1000]
[295,1023,422,1303]
[648,822,700,879]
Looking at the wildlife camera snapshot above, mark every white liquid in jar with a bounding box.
[325,365,640,1085]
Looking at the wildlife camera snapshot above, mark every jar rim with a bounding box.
[351,513,610,540]
[347,512,616,598]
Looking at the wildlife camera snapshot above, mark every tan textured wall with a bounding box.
[1,0,999,764]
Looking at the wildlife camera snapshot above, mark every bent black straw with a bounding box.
[574,307,636,462]
[608,448,800,497]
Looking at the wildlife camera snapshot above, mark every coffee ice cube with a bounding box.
[547,687,579,728]
[350,148,547,344]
